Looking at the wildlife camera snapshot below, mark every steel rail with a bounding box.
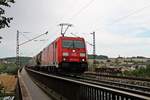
[54,73,150,96]
[85,72,150,82]
[25,68,150,100]
[75,75,150,96]
[82,74,150,87]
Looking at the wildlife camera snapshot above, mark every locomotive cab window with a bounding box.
[62,40,85,48]
[74,40,85,48]
[62,40,73,48]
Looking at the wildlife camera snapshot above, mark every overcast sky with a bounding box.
[0,0,150,58]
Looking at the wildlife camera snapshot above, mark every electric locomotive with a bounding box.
[34,36,88,73]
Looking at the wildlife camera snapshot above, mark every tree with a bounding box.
[0,0,15,29]
[0,36,2,43]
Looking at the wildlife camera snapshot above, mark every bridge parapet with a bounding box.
[18,69,32,100]
[26,68,150,100]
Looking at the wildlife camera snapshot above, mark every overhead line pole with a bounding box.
[16,30,19,68]
[91,32,96,71]
[16,31,48,68]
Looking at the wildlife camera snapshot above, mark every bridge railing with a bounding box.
[26,68,150,100]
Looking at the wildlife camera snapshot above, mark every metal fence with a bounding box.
[26,68,150,100]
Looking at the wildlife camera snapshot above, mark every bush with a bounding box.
[0,63,18,74]
[123,65,150,78]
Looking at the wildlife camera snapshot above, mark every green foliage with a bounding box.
[0,63,18,74]
[88,54,108,59]
[124,65,150,78]
[0,64,6,73]
[0,57,32,74]
[1,57,32,66]
[5,63,18,74]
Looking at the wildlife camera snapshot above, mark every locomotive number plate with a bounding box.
[70,58,79,62]
[71,53,77,56]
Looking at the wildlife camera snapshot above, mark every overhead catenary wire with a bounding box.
[70,33,93,46]
[20,33,30,40]
[29,38,48,56]
[19,31,48,46]
[69,0,95,20]
[72,3,150,39]
[95,4,150,31]
[50,1,150,50]
[110,4,150,25]
[69,3,150,57]
[46,0,95,39]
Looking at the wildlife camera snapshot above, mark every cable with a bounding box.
[111,5,150,25]
[78,3,150,38]
[69,0,95,20]
[70,33,93,46]
[30,38,48,56]
[20,33,30,40]
[19,31,48,46]
[96,4,150,31]
[47,0,95,39]
[69,3,150,52]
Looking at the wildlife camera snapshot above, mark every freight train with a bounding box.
[30,36,88,73]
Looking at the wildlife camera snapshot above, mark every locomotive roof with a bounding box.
[57,36,84,40]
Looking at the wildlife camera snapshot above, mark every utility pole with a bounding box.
[59,23,72,36]
[16,31,48,68]
[16,30,19,68]
[91,32,96,71]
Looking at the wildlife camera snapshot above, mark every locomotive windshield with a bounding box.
[62,40,85,48]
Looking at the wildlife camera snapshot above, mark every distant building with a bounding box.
[0,59,9,64]
[88,56,149,72]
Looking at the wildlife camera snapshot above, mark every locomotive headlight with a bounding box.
[80,53,86,57]
[82,59,85,61]
[63,52,69,56]
[63,58,66,61]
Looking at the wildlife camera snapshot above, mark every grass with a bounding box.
[0,74,17,94]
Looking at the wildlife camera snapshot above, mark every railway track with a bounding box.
[54,72,150,96]
[27,67,150,95]
[27,69,150,100]
[27,66,150,93]
[83,72,150,87]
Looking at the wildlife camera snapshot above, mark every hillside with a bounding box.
[88,54,108,59]
[0,57,32,65]
[0,55,108,65]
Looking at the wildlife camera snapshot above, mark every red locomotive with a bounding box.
[34,36,88,73]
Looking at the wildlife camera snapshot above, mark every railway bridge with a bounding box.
[16,67,150,100]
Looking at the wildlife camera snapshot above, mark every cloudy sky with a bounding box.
[0,0,150,58]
